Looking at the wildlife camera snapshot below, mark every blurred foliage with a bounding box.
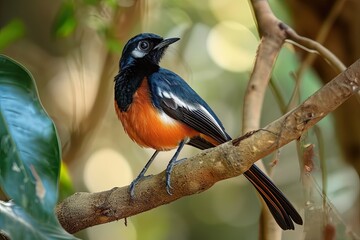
[59,163,75,202]
[0,0,358,239]
[52,0,77,38]
[0,55,76,239]
[0,19,25,51]
[51,0,123,52]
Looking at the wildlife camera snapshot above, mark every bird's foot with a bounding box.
[165,158,187,195]
[129,181,137,199]
[129,175,152,199]
[165,166,173,195]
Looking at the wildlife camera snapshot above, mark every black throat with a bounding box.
[114,60,159,112]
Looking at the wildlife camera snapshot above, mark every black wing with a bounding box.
[149,68,230,144]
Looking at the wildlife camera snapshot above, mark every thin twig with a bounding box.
[285,28,346,73]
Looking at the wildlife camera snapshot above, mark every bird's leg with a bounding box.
[129,150,159,199]
[165,140,186,195]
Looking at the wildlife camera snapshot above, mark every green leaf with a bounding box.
[0,54,59,218]
[52,0,77,38]
[0,19,25,51]
[0,201,75,240]
[0,55,76,239]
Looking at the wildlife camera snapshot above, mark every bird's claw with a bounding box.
[165,166,173,195]
[164,157,187,195]
[166,176,173,195]
[128,175,152,199]
[129,181,137,200]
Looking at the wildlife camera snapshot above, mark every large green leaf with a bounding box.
[0,201,74,240]
[0,55,77,239]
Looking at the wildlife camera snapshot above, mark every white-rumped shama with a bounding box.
[114,33,303,230]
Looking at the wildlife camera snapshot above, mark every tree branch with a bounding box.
[56,58,360,234]
[245,0,287,237]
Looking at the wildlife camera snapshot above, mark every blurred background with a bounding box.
[1,0,360,239]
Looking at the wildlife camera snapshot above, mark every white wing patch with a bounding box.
[198,105,226,136]
[159,89,197,110]
[160,89,171,99]
[158,88,227,138]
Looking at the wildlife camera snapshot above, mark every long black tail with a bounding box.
[188,137,303,230]
[244,165,302,229]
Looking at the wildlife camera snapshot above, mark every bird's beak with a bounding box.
[154,37,180,50]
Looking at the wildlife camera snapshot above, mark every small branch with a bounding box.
[57,58,360,234]
[285,28,346,73]
[244,0,286,132]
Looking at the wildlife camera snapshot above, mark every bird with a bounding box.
[114,33,303,230]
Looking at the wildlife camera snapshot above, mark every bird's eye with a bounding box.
[138,40,151,51]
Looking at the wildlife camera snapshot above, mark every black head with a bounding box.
[119,33,180,70]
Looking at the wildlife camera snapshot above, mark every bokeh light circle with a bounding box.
[207,21,258,72]
[209,0,255,27]
[84,148,133,192]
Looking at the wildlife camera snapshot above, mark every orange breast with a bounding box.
[115,78,199,150]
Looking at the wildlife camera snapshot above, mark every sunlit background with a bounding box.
[1,0,360,239]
